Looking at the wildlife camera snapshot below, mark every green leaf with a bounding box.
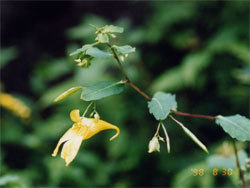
[86,47,112,59]
[80,81,125,101]
[70,44,92,56]
[149,51,211,92]
[181,125,208,153]
[148,92,177,120]
[215,115,250,141]
[103,25,124,33]
[54,87,82,102]
[113,45,136,55]
[96,33,109,43]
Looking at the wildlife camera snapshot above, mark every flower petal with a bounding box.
[61,136,83,166]
[52,128,77,157]
[83,118,120,141]
[70,109,81,122]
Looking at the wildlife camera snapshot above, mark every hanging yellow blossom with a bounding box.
[0,93,31,119]
[52,109,120,166]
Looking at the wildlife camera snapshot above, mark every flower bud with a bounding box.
[74,58,81,63]
[110,34,116,38]
[120,55,124,62]
[94,113,100,121]
[77,58,91,68]
[148,137,160,153]
[158,136,165,142]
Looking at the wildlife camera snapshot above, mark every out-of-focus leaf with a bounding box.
[207,150,248,169]
[0,175,19,186]
[112,45,135,55]
[207,27,238,51]
[74,59,114,85]
[86,47,112,58]
[215,115,250,141]
[227,43,250,64]
[76,151,101,169]
[0,47,18,69]
[144,3,197,43]
[172,162,214,188]
[103,25,124,33]
[34,58,73,83]
[150,51,211,92]
[39,80,75,108]
[207,27,249,64]
[66,15,108,40]
[233,66,250,84]
[80,81,125,101]
[170,30,198,49]
[148,92,177,120]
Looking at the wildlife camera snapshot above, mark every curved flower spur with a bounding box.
[52,109,120,166]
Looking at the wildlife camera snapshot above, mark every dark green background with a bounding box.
[1,1,249,187]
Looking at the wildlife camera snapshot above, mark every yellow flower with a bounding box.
[0,93,31,119]
[52,109,120,166]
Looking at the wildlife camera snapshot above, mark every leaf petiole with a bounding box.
[82,101,94,117]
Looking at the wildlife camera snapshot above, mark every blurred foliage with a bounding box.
[0,1,249,188]
[0,47,18,70]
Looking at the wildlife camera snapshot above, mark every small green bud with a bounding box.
[158,136,165,142]
[110,33,116,38]
[74,58,82,63]
[94,113,100,121]
[77,58,91,68]
[120,55,125,62]
[90,111,95,117]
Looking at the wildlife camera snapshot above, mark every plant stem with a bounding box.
[82,101,93,117]
[127,79,152,101]
[106,43,129,80]
[232,139,245,188]
[170,109,216,120]
[107,42,216,121]
[107,43,152,101]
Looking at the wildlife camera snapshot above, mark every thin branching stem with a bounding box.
[170,109,216,120]
[232,139,245,188]
[106,43,152,101]
[107,42,217,121]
